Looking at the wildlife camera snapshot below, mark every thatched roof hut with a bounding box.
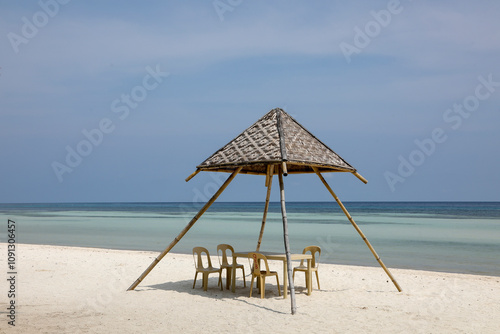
[128,107,400,315]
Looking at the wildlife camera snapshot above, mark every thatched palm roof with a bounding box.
[195,108,357,175]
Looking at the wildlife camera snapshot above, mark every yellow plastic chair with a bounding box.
[293,245,321,290]
[248,252,281,299]
[192,247,223,291]
[217,244,246,290]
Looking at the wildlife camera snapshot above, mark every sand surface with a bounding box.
[1,243,499,333]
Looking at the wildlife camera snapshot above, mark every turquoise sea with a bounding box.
[1,202,499,276]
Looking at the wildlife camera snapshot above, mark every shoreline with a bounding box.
[2,201,499,281]
[1,243,499,333]
[8,241,500,279]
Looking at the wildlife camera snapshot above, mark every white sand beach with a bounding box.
[1,243,499,333]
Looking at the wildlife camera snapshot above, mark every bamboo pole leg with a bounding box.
[313,167,402,292]
[278,169,297,315]
[256,165,274,251]
[127,167,242,291]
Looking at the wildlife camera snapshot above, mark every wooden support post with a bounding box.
[313,167,402,292]
[278,167,297,314]
[127,167,242,291]
[257,165,274,251]
[282,162,288,176]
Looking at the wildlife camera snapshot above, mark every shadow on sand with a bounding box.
[139,275,305,314]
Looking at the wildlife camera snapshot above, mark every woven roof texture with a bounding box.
[197,108,355,175]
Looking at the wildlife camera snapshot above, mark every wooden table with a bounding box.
[231,251,312,298]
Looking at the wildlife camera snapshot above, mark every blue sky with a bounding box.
[1,0,499,203]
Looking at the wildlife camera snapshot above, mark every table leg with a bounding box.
[226,267,232,290]
[231,256,237,293]
[307,258,312,296]
[283,260,288,299]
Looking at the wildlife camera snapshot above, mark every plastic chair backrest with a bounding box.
[248,252,271,275]
[217,244,234,266]
[302,246,321,268]
[193,246,213,269]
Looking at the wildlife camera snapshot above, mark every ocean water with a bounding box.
[1,202,499,276]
